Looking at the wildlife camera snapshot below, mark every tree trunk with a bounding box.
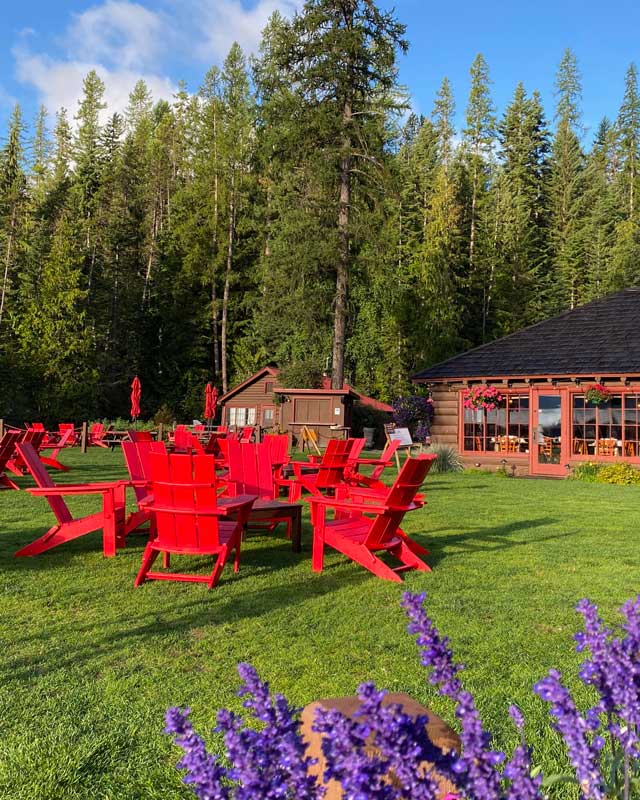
[0,206,16,329]
[221,172,236,394]
[331,90,352,390]
[212,102,221,379]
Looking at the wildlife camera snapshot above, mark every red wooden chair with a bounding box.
[15,443,128,557]
[239,426,255,443]
[88,423,110,448]
[0,431,21,489]
[225,440,302,546]
[128,430,154,443]
[6,430,46,475]
[192,424,205,436]
[307,454,436,582]
[134,452,256,589]
[26,422,54,446]
[38,427,73,471]
[292,438,356,498]
[347,440,401,492]
[168,424,188,444]
[122,440,166,536]
[58,423,78,446]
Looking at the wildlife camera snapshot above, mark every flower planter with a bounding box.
[301,693,460,799]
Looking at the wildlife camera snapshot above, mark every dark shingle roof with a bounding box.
[413,287,640,381]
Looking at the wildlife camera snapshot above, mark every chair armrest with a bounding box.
[27,481,127,496]
[147,494,257,516]
[305,495,386,514]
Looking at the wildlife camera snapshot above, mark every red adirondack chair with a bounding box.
[292,438,357,498]
[347,440,401,492]
[192,424,205,436]
[307,454,436,582]
[122,440,166,535]
[6,430,46,475]
[38,427,74,471]
[88,423,110,448]
[239,426,254,443]
[15,443,128,557]
[225,440,302,548]
[58,423,78,446]
[26,422,54,446]
[134,452,256,588]
[128,430,153,443]
[0,431,21,489]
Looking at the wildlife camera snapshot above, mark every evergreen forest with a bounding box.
[2,0,640,422]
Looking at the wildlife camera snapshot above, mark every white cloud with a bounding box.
[187,0,303,63]
[12,0,302,118]
[66,0,169,71]
[14,47,176,120]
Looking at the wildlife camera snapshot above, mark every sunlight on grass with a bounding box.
[0,449,639,798]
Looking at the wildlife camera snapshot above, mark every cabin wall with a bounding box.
[428,377,640,477]
[222,378,281,429]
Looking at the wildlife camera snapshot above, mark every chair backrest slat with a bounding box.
[0,431,21,469]
[314,439,353,490]
[16,443,73,524]
[226,441,276,499]
[364,455,436,548]
[148,452,220,551]
[122,441,165,502]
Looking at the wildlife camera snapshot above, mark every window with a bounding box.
[228,407,253,427]
[462,394,529,454]
[572,394,637,457]
[265,381,274,393]
[263,407,274,426]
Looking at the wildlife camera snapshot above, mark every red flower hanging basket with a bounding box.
[584,383,611,405]
[463,385,504,412]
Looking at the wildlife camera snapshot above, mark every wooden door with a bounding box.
[530,390,568,476]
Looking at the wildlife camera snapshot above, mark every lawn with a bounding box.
[1,448,639,799]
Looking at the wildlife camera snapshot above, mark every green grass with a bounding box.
[1,449,639,798]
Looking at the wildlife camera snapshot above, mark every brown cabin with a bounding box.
[219,367,392,447]
[412,288,640,477]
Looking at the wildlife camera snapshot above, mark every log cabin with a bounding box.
[412,287,640,477]
[219,366,392,447]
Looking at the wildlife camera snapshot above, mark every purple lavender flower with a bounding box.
[216,663,321,800]
[164,707,231,799]
[401,592,463,698]
[574,597,640,757]
[402,593,506,800]
[534,670,604,799]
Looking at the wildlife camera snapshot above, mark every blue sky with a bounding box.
[2,0,640,143]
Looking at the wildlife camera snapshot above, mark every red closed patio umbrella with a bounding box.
[130,376,142,420]
[204,383,218,421]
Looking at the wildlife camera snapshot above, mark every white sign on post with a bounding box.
[388,427,413,446]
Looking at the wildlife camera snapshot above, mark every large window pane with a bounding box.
[462,393,529,453]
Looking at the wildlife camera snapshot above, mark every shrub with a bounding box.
[166,592,640,800]
[351,402,390,446]
[570,461,602,482]
[596,462,640,485]
[426,443,463,473]
[153,404,175,425]
[571,461,640,485]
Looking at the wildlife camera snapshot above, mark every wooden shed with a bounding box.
[412,288,640,477]
[219,367,393,447]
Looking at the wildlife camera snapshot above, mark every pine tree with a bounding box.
[462,54,496,341]
[616,63,640,217]
[432,77,456,171]
[0,105,27,329]
[277,0,407,388]
[491,84,550,333]
[549,48,586,308]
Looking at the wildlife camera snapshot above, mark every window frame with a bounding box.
[570,389,640,460]
[459,390,530,457]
